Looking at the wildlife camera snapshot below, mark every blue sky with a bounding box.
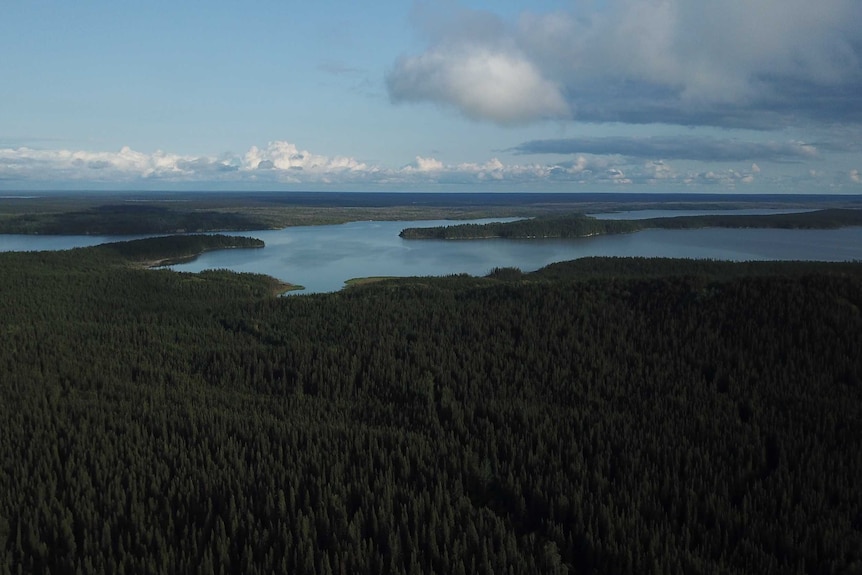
[1,0,860,193]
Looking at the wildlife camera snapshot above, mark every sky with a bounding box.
[1,0,860,193]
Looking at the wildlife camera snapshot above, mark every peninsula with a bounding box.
[399,208,862,240]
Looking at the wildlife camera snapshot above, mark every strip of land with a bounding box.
[399,208,862,240]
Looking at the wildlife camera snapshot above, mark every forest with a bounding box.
[0,204,274,236]
[399,208,862,240]
[1,237,861,574]
[94,234,265,267]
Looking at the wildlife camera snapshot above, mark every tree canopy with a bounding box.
[1,240,861,574]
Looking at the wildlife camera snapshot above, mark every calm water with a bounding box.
[173,217,862,293]
[2,211,860,294]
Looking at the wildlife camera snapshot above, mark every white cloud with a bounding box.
[0,143,377,185]
[683,165,763,188]
[403,156,445,172]
[243,141,369,173]
[567,156,590,175]
[645,160,675,181]
[387,45,569,124]
[0,146,211,180]
[388,0,862,128]
[606,168,632,185]
[851,169,861,183]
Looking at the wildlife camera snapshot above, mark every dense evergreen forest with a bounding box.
[399,208,862,239]
[1,238,861,574]
[0,204,276,235]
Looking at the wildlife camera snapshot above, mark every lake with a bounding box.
[2,211,861,294]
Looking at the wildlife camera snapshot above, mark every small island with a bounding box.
[399,208,862,240]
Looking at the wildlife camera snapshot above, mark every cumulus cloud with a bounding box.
[242,141,369,173]
[392,155,555,185]
[387,45,568,124]
[606,168,632,185]
[402,156,445,172]
[511,136,822,162]
[851,169,861,183]
[682,165,763,188]
[387,0,862,129]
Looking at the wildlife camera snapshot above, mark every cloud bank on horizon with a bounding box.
[1,0,860,193]
[0,140,796,191]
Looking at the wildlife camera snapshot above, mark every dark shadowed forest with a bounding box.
[1,236,861,574]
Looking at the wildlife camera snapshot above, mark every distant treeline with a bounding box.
[1,239,861,574]
[0,204,273,235]
[399,208,862,240]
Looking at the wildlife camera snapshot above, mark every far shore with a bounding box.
[344,277,398,287]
